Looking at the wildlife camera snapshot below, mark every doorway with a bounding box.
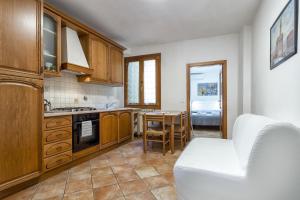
[186,60,227,139]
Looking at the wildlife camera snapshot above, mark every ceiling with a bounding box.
[46,0,261,48]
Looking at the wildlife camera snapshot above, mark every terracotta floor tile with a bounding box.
[151,186,177,200]
[112,197,126,200]
[115,171,140,183]
[146,158,166,166]
[92,174,117,189]
[69,162,91,176]
[154,163,174,175]
[143,175,170,189]
[112,164,134,174]
[42,171,69,185]
[135,166,159,179]
[65,176,92,194]
[90,158,110,169]
[32,181,66,200]
[163,173,175,185]
[91,167,113,177]
[127,157,147,167]
[93,184,123,200]
[124,191,156,200]
[109,157,128,166]
[4,184,38,200]
[63,189,94,200]
[119,179,148,196]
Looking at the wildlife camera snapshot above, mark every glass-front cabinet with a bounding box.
[43,9,61,77]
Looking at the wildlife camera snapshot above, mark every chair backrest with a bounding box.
[143,114,166,131]
[180,111,188,129]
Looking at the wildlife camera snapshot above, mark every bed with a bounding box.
[191,110,221,126]
[191,101,221,126]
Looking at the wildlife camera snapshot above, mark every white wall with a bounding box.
[126,34,240,137]
[239,26,252,114]
[252,0,300,127]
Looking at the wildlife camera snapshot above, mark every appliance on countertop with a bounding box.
[72,112,100,152]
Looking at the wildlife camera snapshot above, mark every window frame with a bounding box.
[124,53,161,109]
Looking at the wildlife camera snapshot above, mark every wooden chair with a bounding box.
[143,114,170,155]
[173,112,188,150]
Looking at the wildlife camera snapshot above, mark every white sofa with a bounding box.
[174,114,300,200]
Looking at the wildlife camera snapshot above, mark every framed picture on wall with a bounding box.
[270,0,298,69]
[197,83,218,96]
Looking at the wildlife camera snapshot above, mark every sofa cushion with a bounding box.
[232,114,276,169]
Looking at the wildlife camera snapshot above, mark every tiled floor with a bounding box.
[192,129,221,138]
[5,139,182,200]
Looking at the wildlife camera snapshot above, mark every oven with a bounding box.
[72,113,100,152]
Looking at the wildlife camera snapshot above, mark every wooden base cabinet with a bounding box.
[0,75,43,191]
[100,112,119,149]
[100,111,132,150]
[118,111,132,142]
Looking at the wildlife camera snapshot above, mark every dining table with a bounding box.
[142,110,183,154]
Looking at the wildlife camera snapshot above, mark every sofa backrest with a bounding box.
[232,114,276,170]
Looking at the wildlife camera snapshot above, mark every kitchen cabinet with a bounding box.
[0,74,43,191]
[43,116,72,172]
[110,46,124,84]
[0,0,42,79]
[78,36,124,86]
[100,112,119,149]
[118,111,132,142]
[90,37,110,81]
[43,9,61,77]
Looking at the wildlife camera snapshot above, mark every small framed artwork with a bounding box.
[197,83,218,96]
[270,0,298,69]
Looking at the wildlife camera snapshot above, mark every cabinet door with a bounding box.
[0,0,42,78]
[90,37,109,81]
[100,112,118,149]
[0,75,42,191]
[43,9,61,77]
[119,111,132,142]
[110,46,124,84]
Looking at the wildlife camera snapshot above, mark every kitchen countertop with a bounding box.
[44,107,141,117]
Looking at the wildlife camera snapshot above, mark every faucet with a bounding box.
[106,102,116,110]
[44,99,52,112]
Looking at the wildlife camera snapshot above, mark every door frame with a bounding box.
[186,60,228,139]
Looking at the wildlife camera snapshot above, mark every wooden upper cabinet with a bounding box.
[43,9,61,77]
[0,74,42,191]
[118,111,132,142]
[100,112,118,149]
[90,37,109,81]
[110,46,124,84]
[0,0,42,78]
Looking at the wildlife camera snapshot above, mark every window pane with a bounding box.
[144,60,156,104]
[128,61,140,104]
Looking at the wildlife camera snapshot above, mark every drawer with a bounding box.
[43,126,72,144]
[43,139,72,158]
[44,116,72,130]
[43,151,72,172]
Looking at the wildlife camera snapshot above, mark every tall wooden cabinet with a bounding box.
[0,0,43,193]
[0,0,42,79]
[0,75,43,191]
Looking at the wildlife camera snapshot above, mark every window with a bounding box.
[125,53,161,109]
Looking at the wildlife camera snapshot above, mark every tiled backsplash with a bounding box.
[44,72,123,109]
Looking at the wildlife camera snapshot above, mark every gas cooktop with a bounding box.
[51,107,97,112]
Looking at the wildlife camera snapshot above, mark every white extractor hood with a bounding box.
[61,27,92,74]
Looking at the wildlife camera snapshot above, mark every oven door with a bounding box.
[73,119,99,152]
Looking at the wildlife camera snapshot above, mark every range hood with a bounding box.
[61,27,93,75]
